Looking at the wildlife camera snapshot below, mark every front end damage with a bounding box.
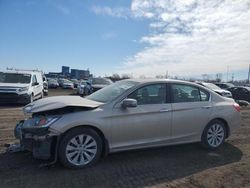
[9,117,60,161]
[5,96,103,165]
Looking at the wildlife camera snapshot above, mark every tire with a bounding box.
[29,94,34,104]
[58,127,103,169]
[201,119,226,150]
[84,89,89,96]
[40,92,44,99]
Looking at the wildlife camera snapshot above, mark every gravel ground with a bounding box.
[0,89,249,188]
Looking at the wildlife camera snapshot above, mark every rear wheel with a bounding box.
[58,127,103,169]
[201,120,226,149]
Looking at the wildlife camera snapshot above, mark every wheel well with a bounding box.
[61,125,109,157]
[212,118,230,138]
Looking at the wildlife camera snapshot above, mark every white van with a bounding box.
[0,70,44,105]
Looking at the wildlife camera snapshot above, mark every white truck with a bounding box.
[0,69,45,105]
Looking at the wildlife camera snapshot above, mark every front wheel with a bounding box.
[58,127,103,169]
[29,94,34,103]
[201,120,226,149]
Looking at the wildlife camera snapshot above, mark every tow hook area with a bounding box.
[4,143,25,153]
[4,135,61,169]
[38,136,61,168]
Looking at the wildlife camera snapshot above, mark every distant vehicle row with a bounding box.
[213,82,250,104]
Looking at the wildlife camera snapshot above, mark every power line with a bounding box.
[248,64,250,84]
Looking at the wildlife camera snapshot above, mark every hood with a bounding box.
[213,89,232,97]
[92,84,107,88]
[213,89,231,94]
[0,83,30,88]
[24,96,104,113]
[63,82,73,85]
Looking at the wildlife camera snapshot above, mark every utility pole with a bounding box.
[226,65,229,82]
[248,64,250,84]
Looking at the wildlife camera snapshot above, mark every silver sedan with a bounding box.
[15,79,241,168]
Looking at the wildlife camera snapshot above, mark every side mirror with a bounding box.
[33,82,39,86]
[121,98,137,108]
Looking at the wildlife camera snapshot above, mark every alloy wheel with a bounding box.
[65,134,97,166]
[207,123,225,147]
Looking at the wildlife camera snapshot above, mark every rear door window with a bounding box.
[171,84,209,103]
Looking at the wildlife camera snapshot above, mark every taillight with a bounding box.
[233,103,241,112]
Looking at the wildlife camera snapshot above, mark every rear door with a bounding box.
[170,83,212,143]
[111,83,172,150]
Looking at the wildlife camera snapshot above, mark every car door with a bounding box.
[111,83,172,150]
[239,88,250,102]
[231,88,241,100]
[32,75,40,98]
[170,83,212,143]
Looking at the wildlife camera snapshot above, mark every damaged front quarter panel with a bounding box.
[12,96,102,161]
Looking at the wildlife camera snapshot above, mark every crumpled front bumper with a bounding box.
[14,120,58,160]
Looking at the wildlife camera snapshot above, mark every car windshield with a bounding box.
[49,79,57,83]
[80,81,87,85]
[245,87,250,91]
[0,72,31,84]
[203,83,221,90]
[64,80,72,83]
[226,83,234,88]
[92,78,112,85]
[87,80,138,103]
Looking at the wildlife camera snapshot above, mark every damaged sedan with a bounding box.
[10,79,241,169]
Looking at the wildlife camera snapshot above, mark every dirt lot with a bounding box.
[0,89,250,188]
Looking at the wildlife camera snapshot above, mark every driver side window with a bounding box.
[128,84,166,105]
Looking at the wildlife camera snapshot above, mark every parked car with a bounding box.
[91,77,113,93]
[197,82,232,98]
[215,82,235,90]
[0,70,44,104]
[71,79,79,88]
[58,78,68,87]
[13,79,241,168]
[77,80,92,96]
[228,86,250,102]
[48,79,59,89]
[61,80,74,89]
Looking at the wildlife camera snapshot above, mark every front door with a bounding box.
[32,75,40,98]
[111,83,172,151]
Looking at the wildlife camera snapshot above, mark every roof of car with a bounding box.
[2,70,34,75]
[125,78,199,85]
[230,86,250,89]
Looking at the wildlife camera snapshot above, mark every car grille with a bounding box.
[0,93,19,102]
[0,88,17,92]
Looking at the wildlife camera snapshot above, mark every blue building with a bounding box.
[62,66,70,76]
[70,69,90,79]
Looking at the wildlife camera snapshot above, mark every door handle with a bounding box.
[159,109,171,112]
[201,106,212,109]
